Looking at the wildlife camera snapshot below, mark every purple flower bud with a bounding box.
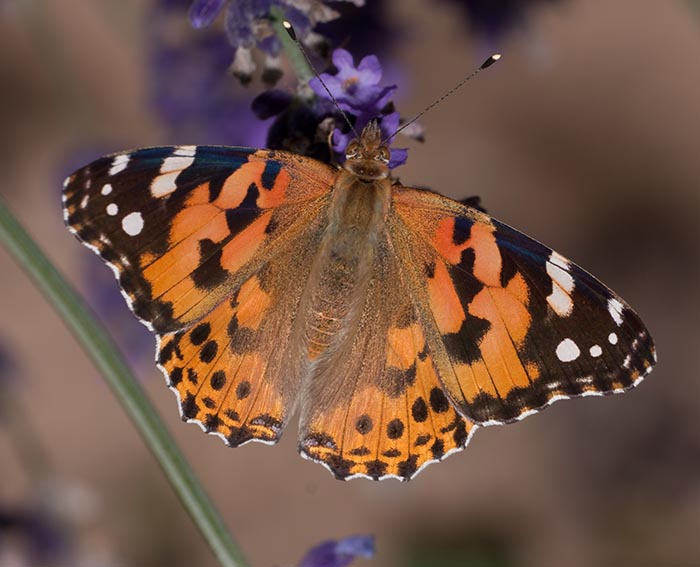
[298,534,375,567]
[189,0,227,28]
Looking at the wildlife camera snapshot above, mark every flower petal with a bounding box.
[387,147,407,168]
[357,54,382,85]
[188,0,227,29]
[298,535,375,567]
[332,48,356,74]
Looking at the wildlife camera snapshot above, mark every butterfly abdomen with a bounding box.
[300,173,391,363]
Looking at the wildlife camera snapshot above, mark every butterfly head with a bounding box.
[343,121,391,181]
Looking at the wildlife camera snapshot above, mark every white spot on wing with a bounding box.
[589,345,602,357]
[122,212,144,236]
[546,253,574,317]
[150,172,180,198]
[101,183,113,196]
[608,332,618,345]
[150,155,196,197]
[80,195,89,209]
[161,155,196,174]
[556,338,580,362]
[106,203,118,216]
[608,297,624,326]
[109,154,130,176]
[174,145,197,157]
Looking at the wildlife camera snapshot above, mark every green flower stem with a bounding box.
[0,197,249,567]
[269,6,314,84]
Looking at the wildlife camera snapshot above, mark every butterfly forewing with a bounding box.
[390,186,656,425]
[63,146,337,333]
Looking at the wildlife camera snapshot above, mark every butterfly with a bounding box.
[62,121,656,481]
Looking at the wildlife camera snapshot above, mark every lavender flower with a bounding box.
[188,0,365,83]
[298,535,375,567]
[311,49,395,113]
[150,0,265,146]
[0,507,69,565]
[310,48,415,168]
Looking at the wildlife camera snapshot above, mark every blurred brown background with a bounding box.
[1,1,700,566]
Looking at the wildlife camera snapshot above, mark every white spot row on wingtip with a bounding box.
[546,252,574,317]
[150,149,197,198]
[109,154,130,176]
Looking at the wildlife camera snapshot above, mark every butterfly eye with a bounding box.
[346,142,359,159]
[377,147,390,163]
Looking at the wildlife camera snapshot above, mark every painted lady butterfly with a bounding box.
[62,121,656,480]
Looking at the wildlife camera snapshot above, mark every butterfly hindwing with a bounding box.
[157,212,328,445]
[298,231,475,480]
[391,186,656,425]
[63,146,337,333]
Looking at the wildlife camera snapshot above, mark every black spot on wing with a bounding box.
[350,446,371,456]
[430,439,445,459]
[429,388,450,413]
[386,419,405,439]
[365,460,388,480]
[398,455,418,480]
[190,322,211,345]
[442,315,491,366]
[191,238,229,290]
[169,367,183,386]
[181,393,199,420]
[411,397,428,422]
[210,370,227,390]
[204,414,221,431]
[235,381,251,399]
[225,183,261,236]
[452,216,473,246]
[355,415,373,435]
[325,454,355,480]
[261,161,281,190]
[200,340,218,363]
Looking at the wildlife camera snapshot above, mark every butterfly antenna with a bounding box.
[384,53,502,144]
[282,21,361,141]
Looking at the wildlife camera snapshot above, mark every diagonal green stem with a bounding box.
[0,197,249,567]
[269,6,314,84]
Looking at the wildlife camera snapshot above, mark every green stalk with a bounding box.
[269,6,314,84]
[0,198,249,567]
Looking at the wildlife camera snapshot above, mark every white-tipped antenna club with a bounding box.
[385,53,502,143]
[282,20,360,140]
